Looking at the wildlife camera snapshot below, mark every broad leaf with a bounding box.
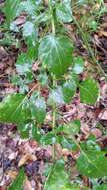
[79,78,99,105]
[18,123,42,140]
[17,0,42,16]
[30,97,46,124]
[23,22,35,37]
[48,87,64,105]
[63,120,80,135]
[27,45,38,61]
[31,124,41,141]
[23,21,37,45]
[77,150,107,178]
[38,72,48,86]
[40,132,56,145]
[36,11,50,24]
[58,136,78,150]
[17,0,35,16]
[45,160,80,190]
[56,0,72,23]
[72,57,84,74]
[16,53,32,75]
[62,79,77,103]
[0,94,31,124]
[39,34,73,77]
[8,168,25,190]
[95,184,107,190]
[18,123,30,139]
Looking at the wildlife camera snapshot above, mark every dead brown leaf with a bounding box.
[23,179,33,190]
[18,154,37,167]
[13,16,26,26]
[7,170,18,180]
[98,31,107,37]
[91,128,102,138]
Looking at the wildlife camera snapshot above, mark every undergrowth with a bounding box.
[0,0,107,189]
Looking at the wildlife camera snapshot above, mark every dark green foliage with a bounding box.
[79,78,99,105]
[8,168,25,190]
[1,0,104,189]
[30,97,46,124]
[77,150,107,178]
[62,79,77,103]
[44,160,80,190]
[4,0,21,28]
[0,94,31,124]
[39,35,73,77]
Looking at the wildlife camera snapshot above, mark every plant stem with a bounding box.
[48,0,56,160]
[43,4,56,183]
[43,3,56,189]
[52,75,56,161]
[43,162,55,190]
[48,0,55,34]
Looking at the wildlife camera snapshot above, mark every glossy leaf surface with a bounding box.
[56,0,72,23]
[62,79,77,103]
[72,57,84,74]
[79,78,99,105]
[39,34,73,77]
[30,97,46,124]
[0,94,31,124]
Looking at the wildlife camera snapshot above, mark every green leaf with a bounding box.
[63,120,80,135]
[31,124,41,141]
[27,44,38,61]
[39,34,73,77]
[11,75,29,93]
[62,79,77,103]
[23,21,37,44]
[10,22,19,32]
[48,87,64,105]
[16,53,32,75]
[72,57,84,74]
[38,72,48,86]
[58,136,78,150]
[8,168,25,190]
[30,97,46,124]
[40,133,56,145]
[45,160,79,190]
[36,11,50,24]
[95,184,107,190]
[18,123,42,140]
[56,0,72,23]
[17,0,42,16]
[77,150,107,178]
[0,94,31,124]
[17,0,35,16]
[79,78,99,105]
[18,123,30,139]
[4,0,21,28]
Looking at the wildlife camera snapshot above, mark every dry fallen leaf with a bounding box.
[13,16,26,26]
[7,170,18,180]
[99,110,107,120]
[98,31,107,37]
[81,124,90,135]
[18,154,37,167]
[23,179,33,190]
[91,128,102,138]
